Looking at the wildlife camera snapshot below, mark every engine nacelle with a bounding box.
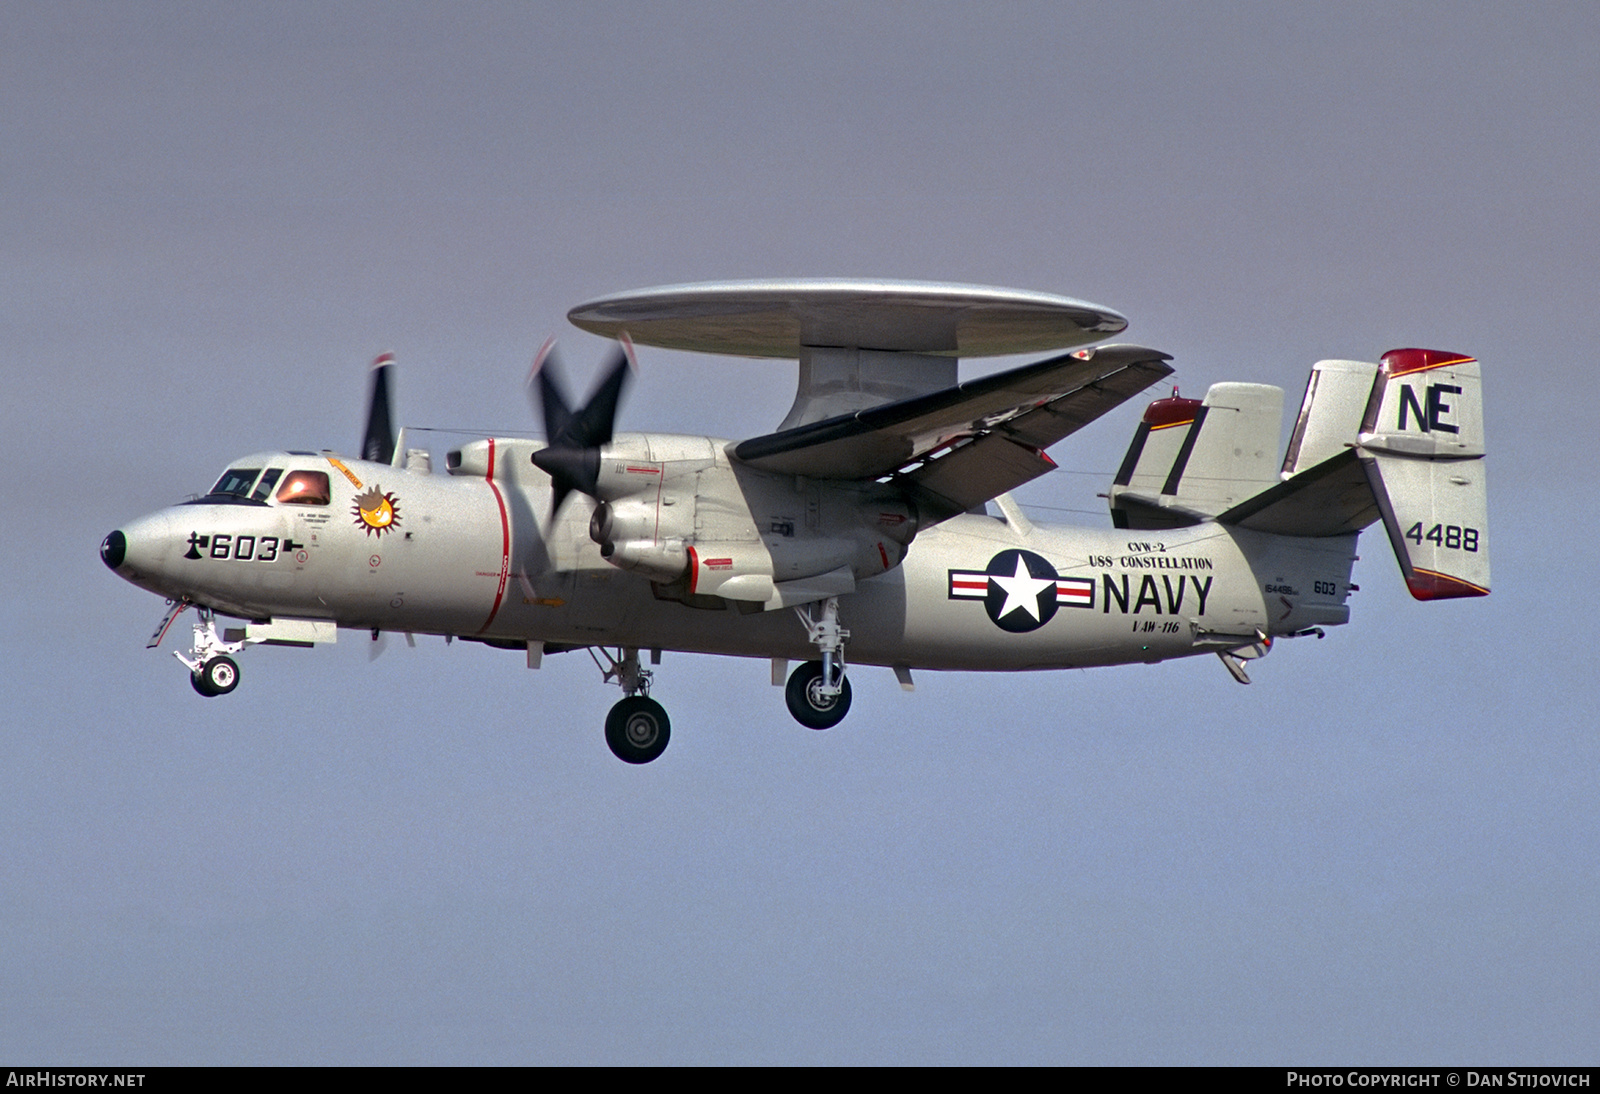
[601,537,690,583]
[766,490,919,584]
[589,499,656,547]
[567,436,927,606]
[687,543,776,602]
[589,499,692,582]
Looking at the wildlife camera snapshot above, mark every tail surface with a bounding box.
[1116,349,1490,600]
[1109,382,1284,528]
[1356,348,1489,599]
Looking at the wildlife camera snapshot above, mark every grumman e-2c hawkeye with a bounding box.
[100,280,1490,763]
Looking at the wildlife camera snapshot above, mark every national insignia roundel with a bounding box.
[947,549,1097,632]
[950,549,1060,632]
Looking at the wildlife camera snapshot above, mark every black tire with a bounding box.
[785,660,852,729]
[191,670,217,697]
[199,656,240,696]
[605,695,671,764]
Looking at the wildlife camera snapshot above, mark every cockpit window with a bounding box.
[210,468,263,498]
[251,468,284,502]
[276,469,330,506]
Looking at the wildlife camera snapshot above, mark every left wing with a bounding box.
[732,343,1171,520]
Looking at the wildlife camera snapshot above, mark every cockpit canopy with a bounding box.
[194,459,331,507]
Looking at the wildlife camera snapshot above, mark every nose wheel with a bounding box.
[166,605,249,698]
[190,656,240,697]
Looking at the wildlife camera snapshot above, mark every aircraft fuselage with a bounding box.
[105,437,1357,675]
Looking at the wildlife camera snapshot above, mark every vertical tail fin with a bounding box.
[1109,383,1283,527]
[1109,393,1202,528]
[1358,349,1489,599]
[1282,359,1380,476]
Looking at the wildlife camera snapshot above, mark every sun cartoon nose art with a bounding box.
[353,485,401,537]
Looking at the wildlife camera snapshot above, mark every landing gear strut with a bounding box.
[788,597,853,729]
[173,606,248,699]
[591,647,671,763]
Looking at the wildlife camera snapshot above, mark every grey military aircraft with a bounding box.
[101,280,1489,763]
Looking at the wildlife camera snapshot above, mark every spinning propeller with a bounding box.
[362,352,397,464]
[362,353,407,659]
[528,336,633,516]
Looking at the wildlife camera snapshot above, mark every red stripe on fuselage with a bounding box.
[476,437,512,633]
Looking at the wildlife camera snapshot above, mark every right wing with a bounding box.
[731,344,1172,522]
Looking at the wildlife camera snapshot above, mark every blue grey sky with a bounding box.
[3,1,1596,1064]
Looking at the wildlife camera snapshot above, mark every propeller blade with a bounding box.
[537,361,576,446]
[568,345,630,449]
[527,339,634,518]
[362,353,397,464]
[528,337,573,443]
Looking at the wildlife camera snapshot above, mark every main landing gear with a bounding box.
[785,660,852,729]
[591,647,670,764]
[785,596,853,729]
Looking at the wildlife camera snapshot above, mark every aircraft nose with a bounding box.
[104,510,176,581]
[100,529,127,570]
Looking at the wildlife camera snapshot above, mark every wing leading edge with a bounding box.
[733,344,1173,521]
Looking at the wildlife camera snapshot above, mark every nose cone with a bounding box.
[102,510,175,589]
[101,530,127,570]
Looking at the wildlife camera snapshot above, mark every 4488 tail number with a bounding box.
[1405,523,1479,552]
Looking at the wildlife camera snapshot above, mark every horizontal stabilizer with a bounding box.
[1218,448,1379,537]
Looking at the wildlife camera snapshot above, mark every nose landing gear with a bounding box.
[171,605,249,699]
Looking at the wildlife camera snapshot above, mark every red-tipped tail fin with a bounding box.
[1360,349,1489,600]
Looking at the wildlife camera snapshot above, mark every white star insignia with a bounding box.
[990,555,1055,621]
